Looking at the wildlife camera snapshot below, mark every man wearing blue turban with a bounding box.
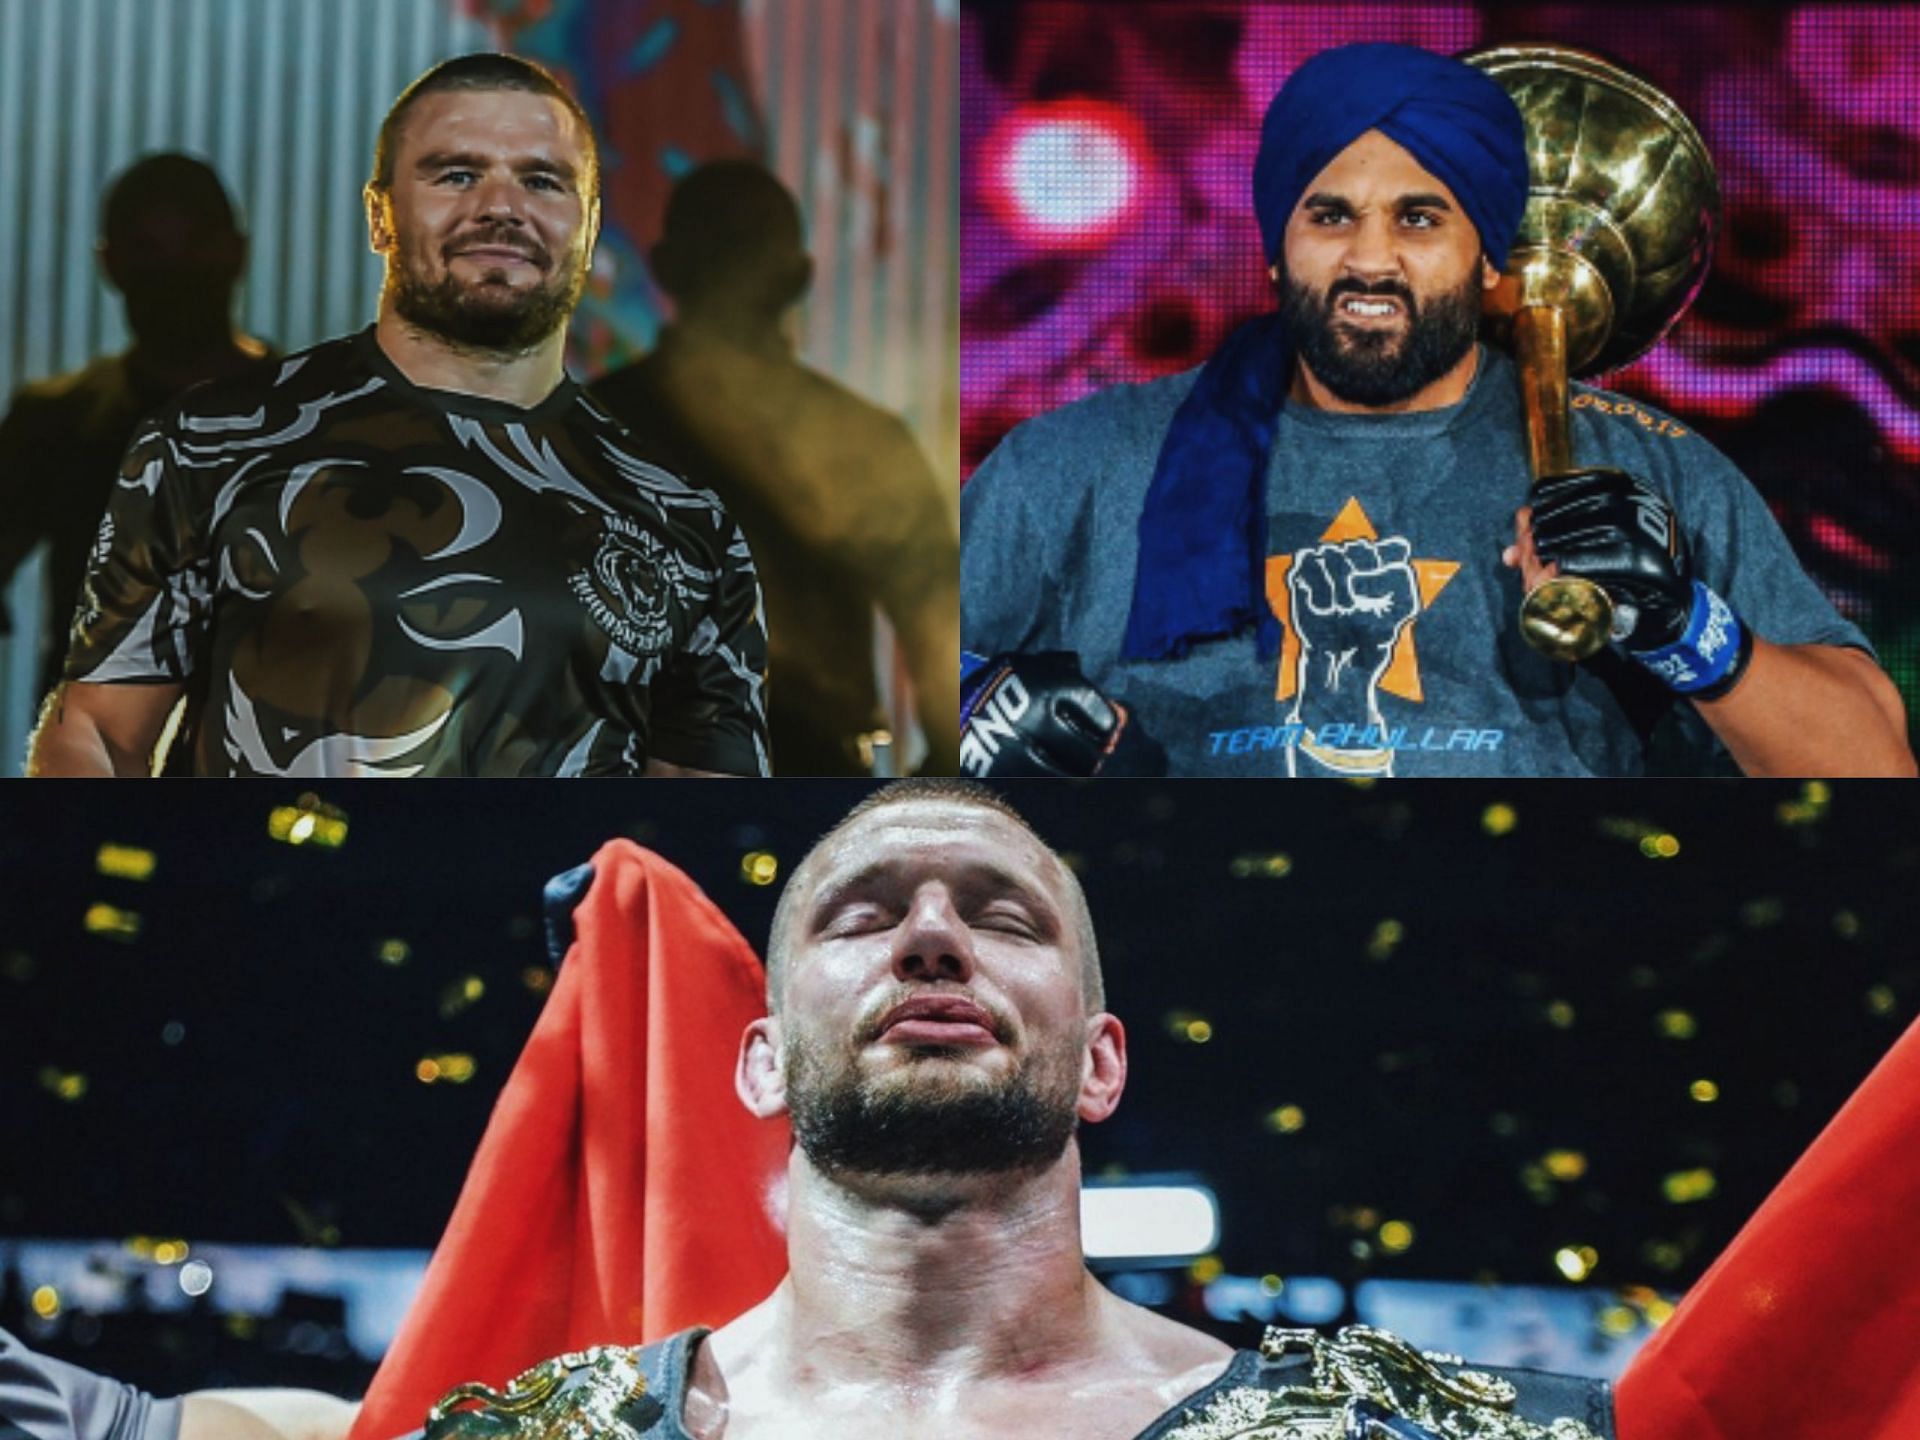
[961,42,1911,778]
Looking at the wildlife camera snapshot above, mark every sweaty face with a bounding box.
[1276,129,1493,407]
[374,89,596,353]
[777,801,1091,1180]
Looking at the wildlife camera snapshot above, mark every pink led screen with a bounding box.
[960,3,1920,712]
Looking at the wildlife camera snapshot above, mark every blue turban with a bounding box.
[1120,43,1529,662]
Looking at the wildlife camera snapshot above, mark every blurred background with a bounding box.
[960,2,1920,736]
[3,779,1914,1397]
[0,0,958,772]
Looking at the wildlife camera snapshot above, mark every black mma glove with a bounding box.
[959,651,1168,778]
[1528,466,1753,700]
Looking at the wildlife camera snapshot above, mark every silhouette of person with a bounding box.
[0,154,273,708]
[595,161,960,776]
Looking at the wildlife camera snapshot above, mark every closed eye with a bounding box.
[973,905,1040,938]
[821,903,894,938]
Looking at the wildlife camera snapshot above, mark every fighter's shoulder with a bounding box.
[4,354,125,414]
[1002,367,1199,456]
[1566,377,1697,444]
[571,392,742,534]
[157,335,363,433]
[971,368,1199,505]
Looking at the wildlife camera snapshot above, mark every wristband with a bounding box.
[1629,580,1753,700]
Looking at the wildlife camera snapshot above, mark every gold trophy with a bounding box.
[1466,44,1721,662]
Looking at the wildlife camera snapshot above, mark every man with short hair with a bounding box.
[426,781,1613,1439]
[30,54,768,777]
[594,161,960,776]
[961,43,1912,778]
[0,154,273,710]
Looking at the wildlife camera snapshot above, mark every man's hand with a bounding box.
[26,679,184,776]
[1514,467,1696,649]
[1506,470,1915,776]
[959,652,1167,778]
[182,1389,359,1440]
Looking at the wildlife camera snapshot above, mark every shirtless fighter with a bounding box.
[424,781,1612,1439]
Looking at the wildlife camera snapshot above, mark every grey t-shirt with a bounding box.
[0,1329,181,1440]
[962,345,1869,776]
[456,1328,1613,1439]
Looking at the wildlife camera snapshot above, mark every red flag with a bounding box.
[1617,1014,1920,1439]
[348,841,791,1440]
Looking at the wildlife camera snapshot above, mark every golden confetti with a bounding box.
[267,794,348,848]
[1480,803,1518,836]
[1554,1245,1598,1282]
[1365,919,1404,960]
[82,903,141,941]
[1264,1104,1307,1134]
[1228,852,1292,879]
[1542,1149,1588,1180]
[1655,1009,1697,1039]
[95,844,156,881]
[740,851,780,886]
[1663,1168,1718,1204]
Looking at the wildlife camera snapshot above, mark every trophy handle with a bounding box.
[1513,303,1614,662]
[1469,43,1721,666]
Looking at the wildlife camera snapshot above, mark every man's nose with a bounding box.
[474,175,527,222]
[890,884,976,985]
[1340,212,1400,279]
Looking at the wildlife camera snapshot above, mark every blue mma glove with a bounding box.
[959,651,1168,778]
[1528,467,1754,700]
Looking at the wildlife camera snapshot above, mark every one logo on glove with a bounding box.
[959,671,1032,777]
[1264,497,1458,776]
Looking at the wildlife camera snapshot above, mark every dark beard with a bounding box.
[1278,264,1484,407]
[785,1034,1079,1180]
[389,241,584,354]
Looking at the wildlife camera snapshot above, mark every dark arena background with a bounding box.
[3,781,1916,1401]
[959,2,1920,734]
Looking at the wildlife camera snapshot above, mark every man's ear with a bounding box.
[737,1016,788,1119]
[1077,1012,1127,1124]
[365,185,395,256]
[1482,253,1501,290]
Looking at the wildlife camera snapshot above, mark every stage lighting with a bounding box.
[1080,1179,1220,1262]
[978,99,1146,250]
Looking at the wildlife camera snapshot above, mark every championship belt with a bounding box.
[1165,1326,1605,1440]
[424,1346,659,1440]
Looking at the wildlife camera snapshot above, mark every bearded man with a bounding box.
[960,43,1911,779]
[421,782,1614,1439]
[29,54,768,778]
